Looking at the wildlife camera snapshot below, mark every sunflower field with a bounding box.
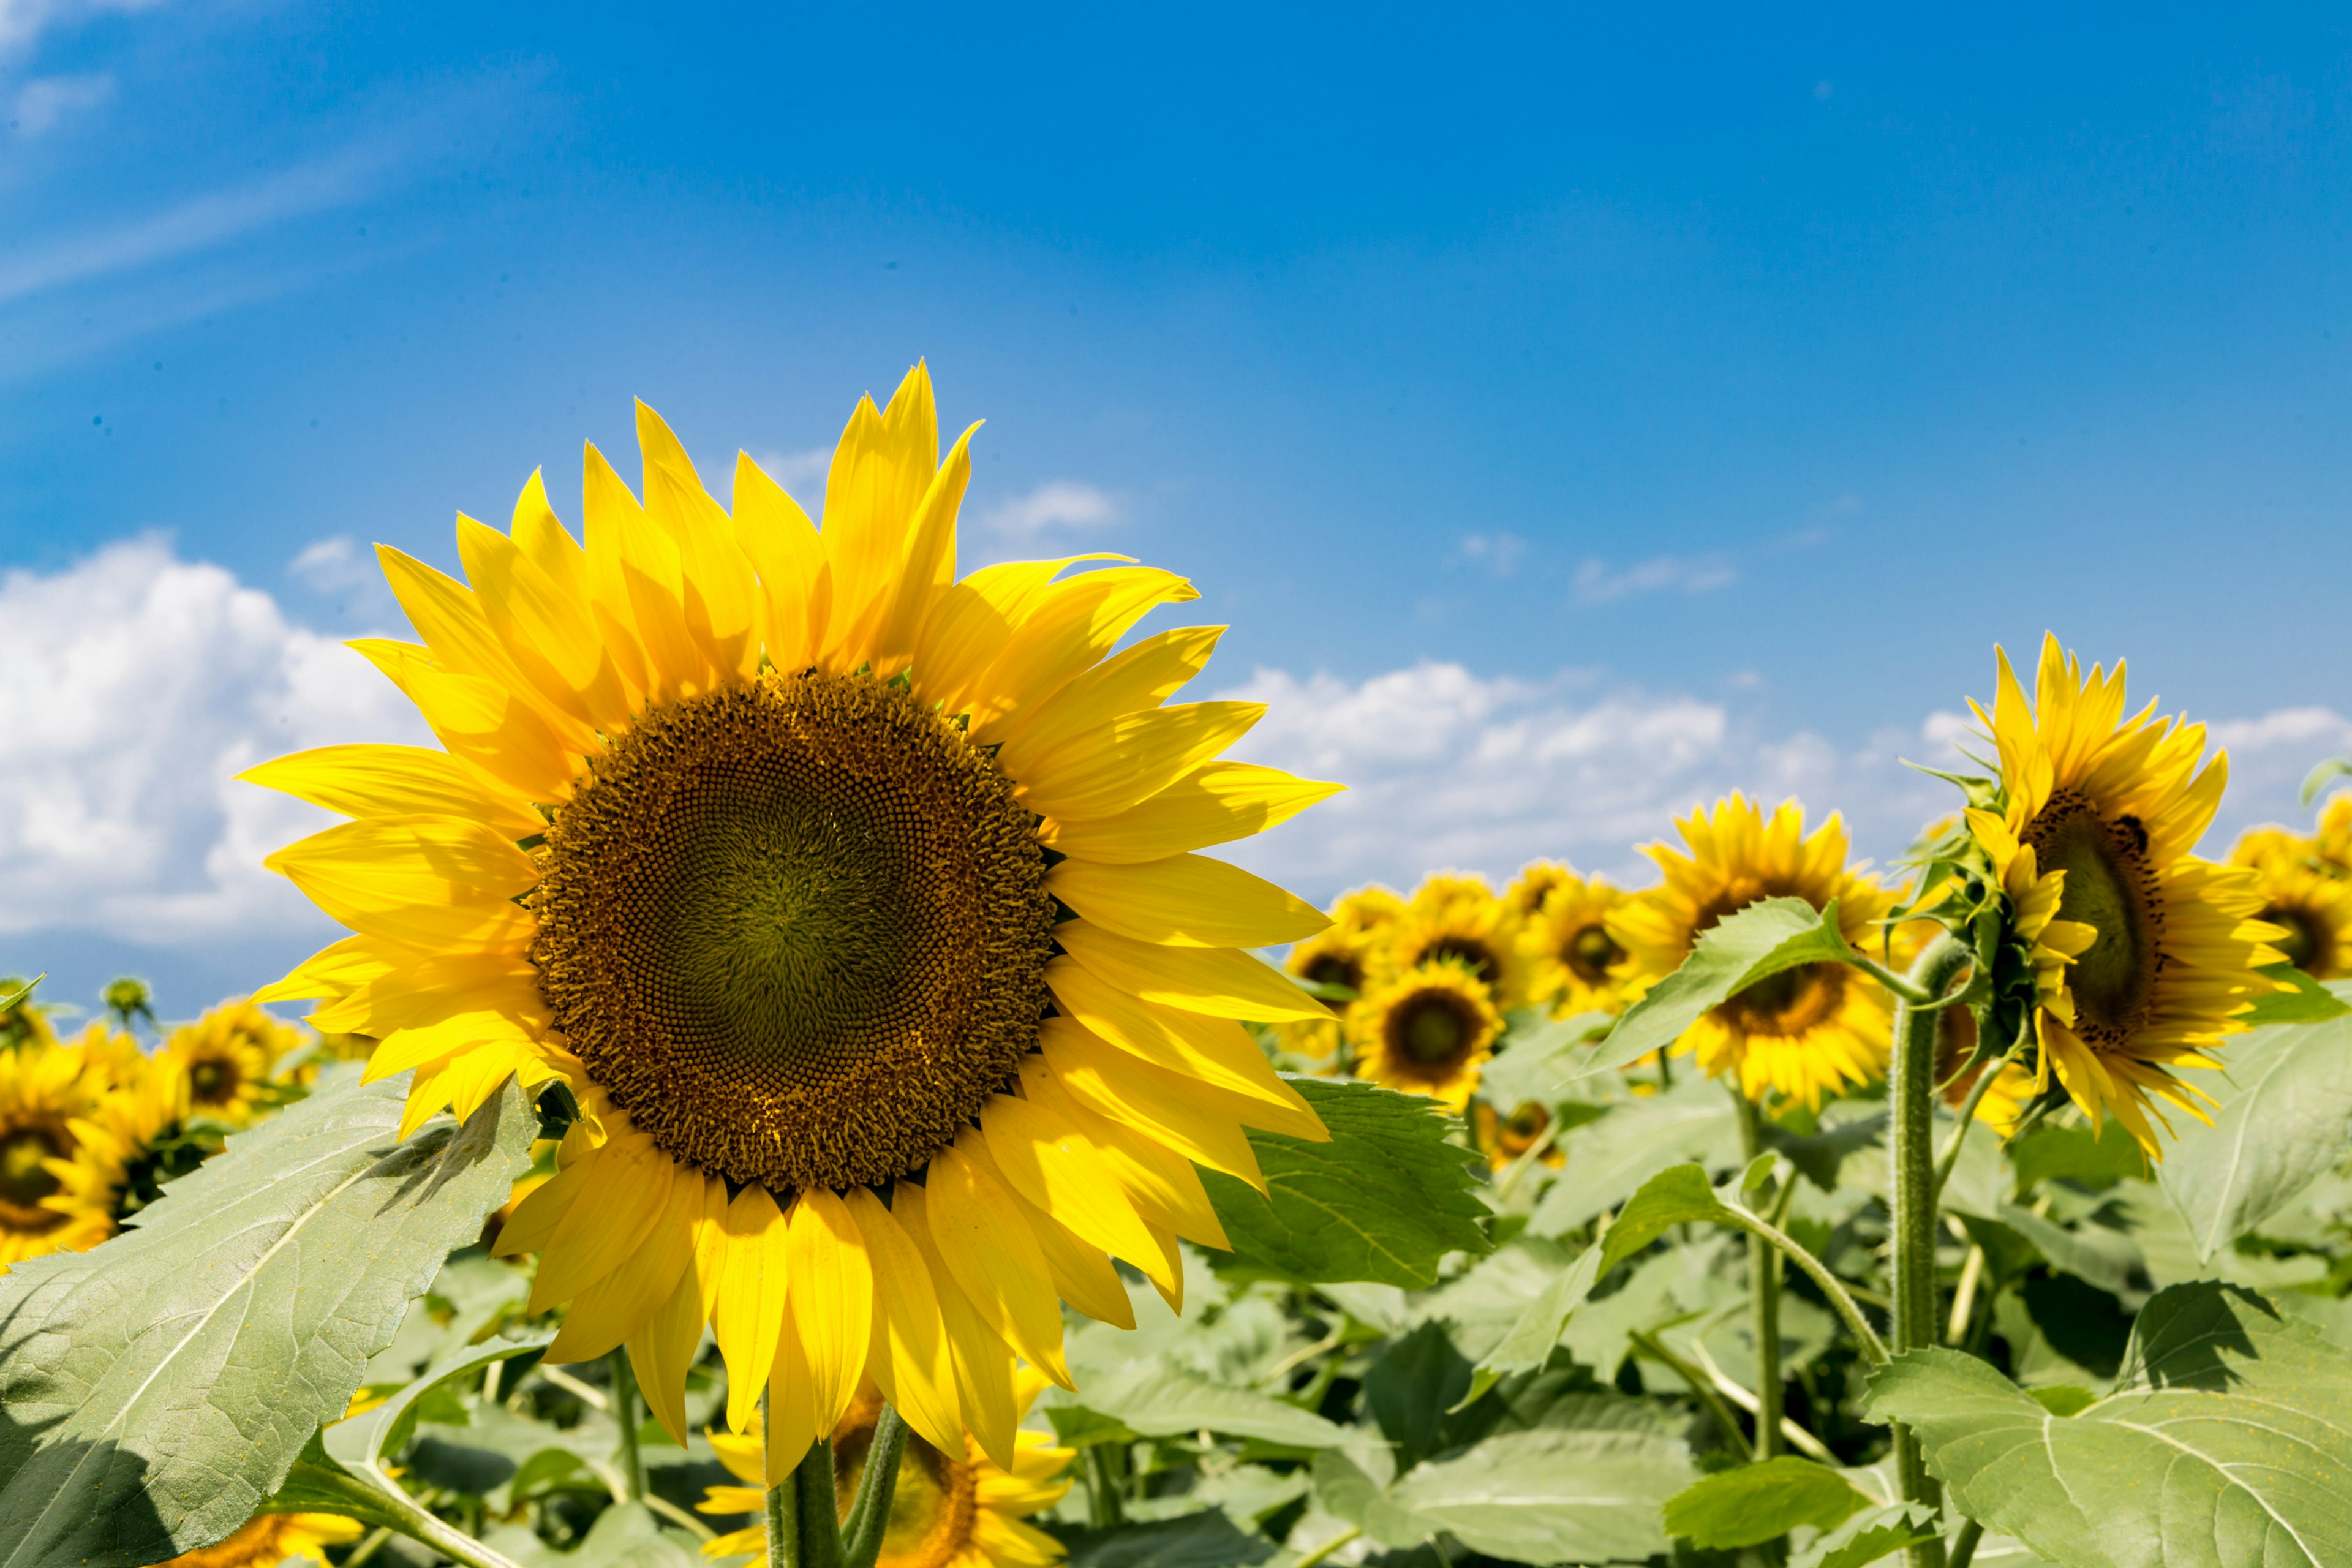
[2,368,2350,1568]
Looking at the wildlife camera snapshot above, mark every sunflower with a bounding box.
[0,1041,110,1268]
[147,1512,364,1568]
[247,368,1340,1472]
[1502,861,1575,918]
[1330,884,1406,934]
[2228,836,2352,980]
[1347,960,1501,1109]
[1964,635,2282,1152]
[2316,794,2352,876]
[1932,1005,2037,1135]
[68,1019,149,1090]
[1520,872,1639,1017]
[1390,875,1529,1012]
[1610,795,1896,1110]
[162,1001,301,1123]
[1471,1099,1564,1170]
[1279,894,1400,1064]
[0,980,56,1055]
[700,1373,1072,1568]
[52,1052,194,1235]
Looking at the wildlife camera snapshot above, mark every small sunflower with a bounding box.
[249,368,1340,1469]
[1520,872,1639,1017]
[699,1373,1072,1568]
[0,980,56,1054]
[1502,861,1575,918]
[1347,960,1501,1110]
[1280,889,1403,1063]
[1611,795,1896,1110]
[161,1001,300,1125]
[1391,875,1530,1012]
[2228,835,2352,980]
[1471,1099,1564,1170]
[0,1041,110,1268]
[1964,635,2282,1152]
[148,1512,364,1568]
[1330,884,1406,934]
[53,1052,193,1236]
[2316,794,2352,875]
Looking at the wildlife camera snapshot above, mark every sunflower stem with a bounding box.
[1732,1090,1784,1462]
[1890,933,1972,1568]
[1627,1329,1749,1453]
[1932,1044,2015,1201]
[796,1438,846,1568]
[1947,1518,1986,1568]
[764,1391,801,1568]
[1085,1444,1128,1528]
[608,1350,645,1502]
[840,1404,911,1568]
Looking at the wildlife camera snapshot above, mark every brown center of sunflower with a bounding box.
[832,1400,979,1568]
[1721,962,1842,1038]
[2257,902,2329,976]
[1303,952,1365,992]
[1417,936,1501,986]
[1563,922,1625,985]
[530,670,1055,1192]
[0,1121,69,1234]
[1387,988,1483,1076]
[2022,790,2158,1040]
[1498,1101,1551,1155]
[187,1057,236,1106]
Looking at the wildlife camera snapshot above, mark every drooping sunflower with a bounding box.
[2228,835,2352,980]
[247,368,1340,1471]
[160,1001,299,1125]
[1964,635,2283,1152]
[1611,795,1897,1110]
[1520,872,1640,1017]
[1346,960,1501,1109]
[0,1041,110,1268]
[147,1512,364,1568]
[1390,874,1530,1012]
[700,1373,1072,1568]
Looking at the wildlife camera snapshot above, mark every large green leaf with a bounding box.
[1461,1240,1607,1403]
[1052,1512,1276,1568]
[1388,1428,1695,1566]
[1525,1076,1737,1237]
[1660,1457,1869,1550]
[1591,899,1855,1071]
[2159,997,2352,1261]
[1596,1163,1732,1273]
[1053,1363,1348,1450]
[1200,1079,1488,1287]
[1865,1282,2352,1568]
[0,1075,535,1568]
[1362,1321,1478,1469]
[1789,1503,1942,1568]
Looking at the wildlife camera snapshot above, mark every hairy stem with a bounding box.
[1293,1526,1363,1568]
[1947,1518,1985,1568]
[841,1406,911,1568]
[765,1390,799,1568]
[1085,1444,1127,1528]
[1629,1329,1749,1453]
[1932,1042,2013,1200]
[1733,1091,1783,1461]
[1718,1204,1887,1365]
[609,1351,644,1502]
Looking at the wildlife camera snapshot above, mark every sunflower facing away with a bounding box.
[1346,959,1502,1109]
[700,1373,1072,1568]
[1610,795,1896,1109]
[1964,636,2282,1151]
[149,1512,363,1568]
[1389,874,1529,1013]
[161,1000,299,1125]
[248,366,1339,1472]
[0,1039,111,1268]
[2228,834,2352,980]
[1519,871,1638,1018]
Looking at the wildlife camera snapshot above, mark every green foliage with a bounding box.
[1362,1322,1480,1469]
[0,1074,535,1568]
[2239,963,2352,1027]
[1200,1079,1489,1287]
[1867,1283,2352,1568]
[1387,1429,1695,1565]
[2008,1120,2147,1193]
[1598,1163,1732,1273]
[1787,1502,1942,1568]
[1053,1362,1349,1450]
[1054,1512,1276,1568]
[1660,1457,1869,1550]
[1593,898,1856,1071]
[1525,1076,1736,1237]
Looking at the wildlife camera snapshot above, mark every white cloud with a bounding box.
[1210,660,2352,902]
[287,535,373,594]
[1457,531,1527,576]
[1573,552,1738,605]
[0,537,425,944]
[9,70,110,135]
[0,0,164,53]
[745,447,831,504]
[983,480,1121,538]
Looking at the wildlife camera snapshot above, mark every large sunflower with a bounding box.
[700,1373,1072,1568]
[1611,795,1896,1109]
[0,1040,110,1268]
[247,368,1338,1471]
[148,1512,363,1568]
[1965,636,2283,1150]
[2228,835,2352,980]
[1346,960,1501,1109]
[1520,872,1638,1017]
[161,1001,298,1125]
[1390,874,1529,1012]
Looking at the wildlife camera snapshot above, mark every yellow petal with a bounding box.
[253,933,416,1005]
[1038,1016,1267,1189]
[893,1182,1020,1470]
[401,1039,568,1140]
[1057,921,1331,1022]
[315,952,539,1036]
[956,1134,1133,1328]
[821,366,937,669]
[265,815,538,954]
[456,514,635,731]
[533,1139,673,1311]
[913,555,1129,716]
[587,442,710,698]
[1018,1057,1227,1250]
[843,1187,961,1456]
[786,1188,873,1432]
[713,1185,791,1434]
[868,421,978,675]
[732,452,827,673]
[1040,761,1341,864]
[966,567,1198,743]
[978,1093,1174,1298]
[493,1149,595,1258]
[377,545,593,750]
[1043,957,1321,1125]
[921,1144,1071,1387]
[994,625,1224,777]
[1048,853,1327,948]
[647,456,763,680]
[547,1166,701,1362]
[764,1323,820,1485]
[240,744,542,840]
[626,1259,707,1444]
[350,639,581,804]
[1017,703,1266,823]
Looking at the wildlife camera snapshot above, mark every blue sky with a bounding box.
[6,2,2352,1019]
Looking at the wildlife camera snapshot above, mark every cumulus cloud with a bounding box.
[9,70,110,135]
[0,537,424,945]
[983,480,1120,538]
[1210,660,2351,902]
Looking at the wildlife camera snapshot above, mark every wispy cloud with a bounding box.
[287,537,374,594]
[0,0,165,55]
[1457,530,1527,576]
[984,480,1121,538]
[9,70,110,135]
[1572,552,1738,605]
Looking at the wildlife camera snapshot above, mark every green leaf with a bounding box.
[1362,1322,1476,1470]
[1388,1429,1696,1566]
[1477,1010,1615,1110]
[484,1501,701,1568]
[1866,1282,2352,1568]
[2027,1387,2097,1417]
[1660,1457,1869,1550]
[1599,1163,1733,1273]
[1458,1240,1607,1408]
[1994,1205,2147,1300]
[2008,1120,2147,1193]
[1762,1110,1886,1193]
[1788,1502,1942,1568]
[1525,1076,1738,1237]
[0,1074,535,1568]
[1050,1512,1276,1568]
[323,1330,557,1474]
[1310,1450,1436,1550]
[2159,996,2352,1261]
[1052,1363,1349,1450]
[2019,1272,2133,1380]
[2239,964,2352,1027]
[1591,899,1856,1071]
[1044,1406,1139,1449]
[1200,1079,1488,1287]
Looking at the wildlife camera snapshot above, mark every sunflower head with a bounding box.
[162,1001,300,1125]
[148,1512,364,1568]
[1519,871,1638,1018]
[1281,912,1396,1065]
[54,1052,202,1234]
[2316,794,2352,875]
[1330,884,1406,934]
[1502,861,1575,918]
[1390,874,1530,1012]
[249,368,1339,1469]
[0,1039,110,1268]
[0,980,55,1055]
[1348,959,1501,1109]
[1960,634,2284,1153]
[1472,1098,1564,1170]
